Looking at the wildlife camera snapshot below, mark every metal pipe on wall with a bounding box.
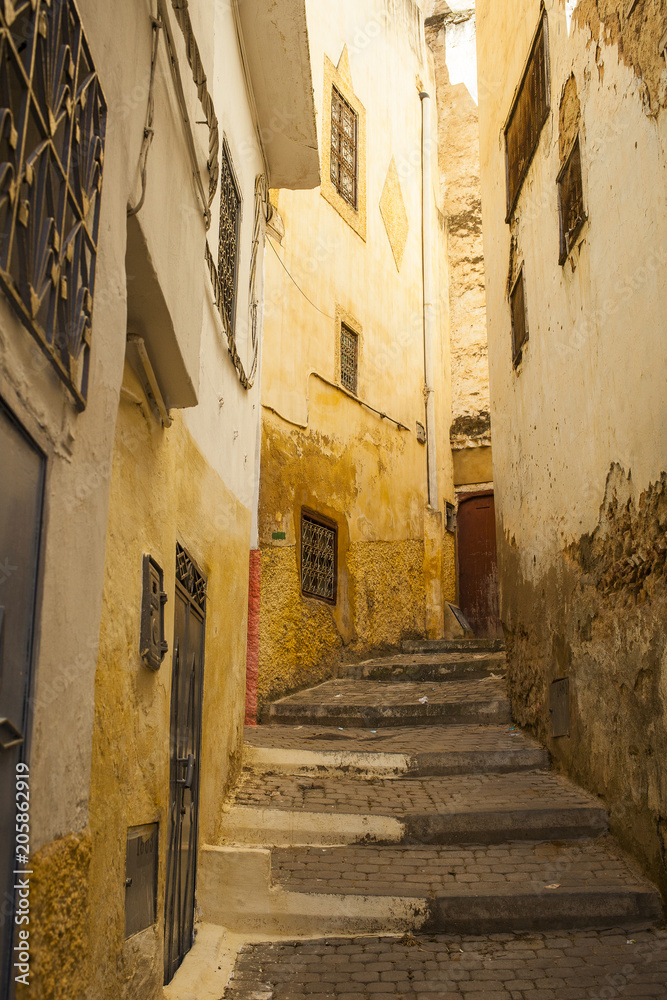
[420,90,439,509]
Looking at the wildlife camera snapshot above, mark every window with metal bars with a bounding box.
[557,136,585,264]
[330,87,358,208]
[510,267,528,367]
[340,324,358,394]
[301,511,337,604]
[218,140,241,330]
[504,11,550,219]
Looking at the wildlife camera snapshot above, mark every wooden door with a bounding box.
[457,491,502,639]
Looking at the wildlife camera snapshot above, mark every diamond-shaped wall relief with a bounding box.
[379,157,409,271]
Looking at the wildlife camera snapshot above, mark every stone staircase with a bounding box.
[199,642,663,940]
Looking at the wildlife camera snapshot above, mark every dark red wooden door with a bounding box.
[457,492,502,639]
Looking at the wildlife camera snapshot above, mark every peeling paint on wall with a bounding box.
[500,465,667,901]
[572,0,667,114]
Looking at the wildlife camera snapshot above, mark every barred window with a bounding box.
[504,11,550,219]
[510,267,528,367]
[557,137,585,264]
[330,87,358,208]
[218,140,241,330]
[301,511,337,603]
[0,0,106,410]
[340,324,358,394]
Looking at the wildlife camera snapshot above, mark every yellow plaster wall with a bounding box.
[83,363,250,1000]
[257,1,456,700]
[453,446,494,487]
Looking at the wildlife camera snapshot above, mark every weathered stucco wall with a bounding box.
[257,0,457,704]
[477,0,667,898]
[83,379,250,1000]
[426,3,492,482]
[9,0,317,994]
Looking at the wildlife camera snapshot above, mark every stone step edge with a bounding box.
[243,744,549,778]
[198,846,660,938]
[261,700,512,727]
[402,639,505,653]
[218,804,608,848]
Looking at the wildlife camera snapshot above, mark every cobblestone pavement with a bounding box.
[223,928,667,999]
[243,724,537,755]
[270,839,651,896]
[233,769,603,816]
[270,679,507,707]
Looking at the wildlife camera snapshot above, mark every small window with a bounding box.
[340,324,358,394]
[301,511,337,604]
[557,136,585,264]
[504,11,550,219]
[330,87,358,208]
[510,267,528,366]
[218,140,241,330]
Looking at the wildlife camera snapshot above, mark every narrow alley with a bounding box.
[0,0,665,999]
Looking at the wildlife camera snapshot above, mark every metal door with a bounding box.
[457,491,502,639]
[0,402,44,999]
[163,545,206,985]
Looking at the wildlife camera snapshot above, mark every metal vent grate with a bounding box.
[330,86,357,208]
[217,139,240,331]
[0,0,107,409]
[340,324,358,394]
[301,513,337,603]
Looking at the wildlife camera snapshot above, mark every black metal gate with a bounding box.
[0,401,44,999]
[163,544,206,985]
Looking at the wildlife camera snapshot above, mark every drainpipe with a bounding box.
[419,90,438,510]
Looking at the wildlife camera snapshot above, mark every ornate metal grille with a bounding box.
[217,139,240,330]
[504,11,549,219]
[301,512,336,603]
[330,86,357,208]
[0,0,106,410]
[176,541,206,612]
[340,323,358,394]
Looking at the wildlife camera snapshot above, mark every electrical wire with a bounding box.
[267,236,334,320]
[127,11,162,217]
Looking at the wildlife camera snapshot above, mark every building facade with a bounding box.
[477,0,667,899]
[255,0,473,708]
[0,2,317,998]
[426,1,501,638]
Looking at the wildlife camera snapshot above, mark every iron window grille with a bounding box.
[175,541,207,613]
[557,136,585,264]
[340,323,358,394]
[510,266,528,367]
[504,9,550,220]
[0,0,107,410]
[330,86,357,209]
[301,510,337,604]
[217,139,241,331]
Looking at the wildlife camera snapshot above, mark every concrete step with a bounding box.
[221,769,608,847]
[402,638,505,653]
[243,723,549,777]
[199,839,662,937]
[260,677,511,728]
[344,650,507,682]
